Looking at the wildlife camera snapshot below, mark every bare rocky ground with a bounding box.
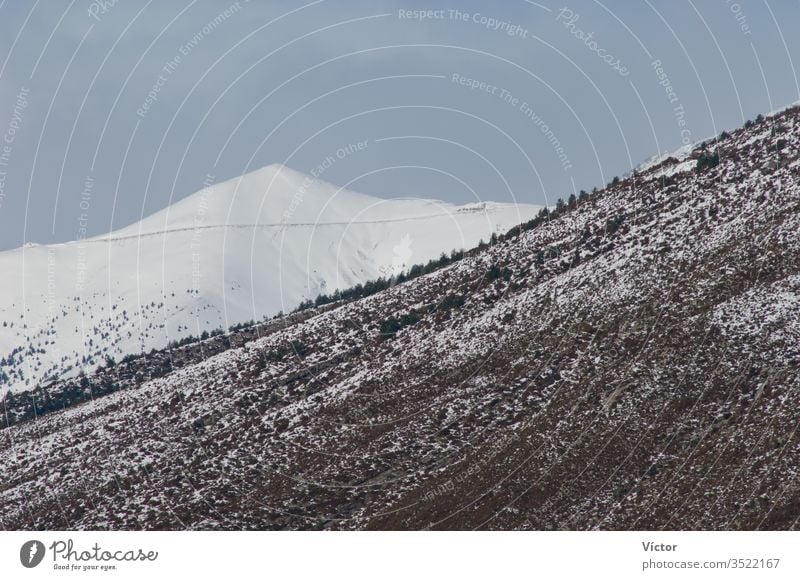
[1,107,799,530]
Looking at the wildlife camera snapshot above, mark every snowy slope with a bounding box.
[0,164,538,391]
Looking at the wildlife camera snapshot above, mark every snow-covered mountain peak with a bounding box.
[0,168,539,392]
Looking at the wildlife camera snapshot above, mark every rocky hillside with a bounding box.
[1,107,799,531]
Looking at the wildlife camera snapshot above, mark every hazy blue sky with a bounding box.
[0,0,798,250]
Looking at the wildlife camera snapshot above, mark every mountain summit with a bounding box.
[0,165,537,391]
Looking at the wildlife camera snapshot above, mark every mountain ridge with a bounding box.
[0,164,538,392]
